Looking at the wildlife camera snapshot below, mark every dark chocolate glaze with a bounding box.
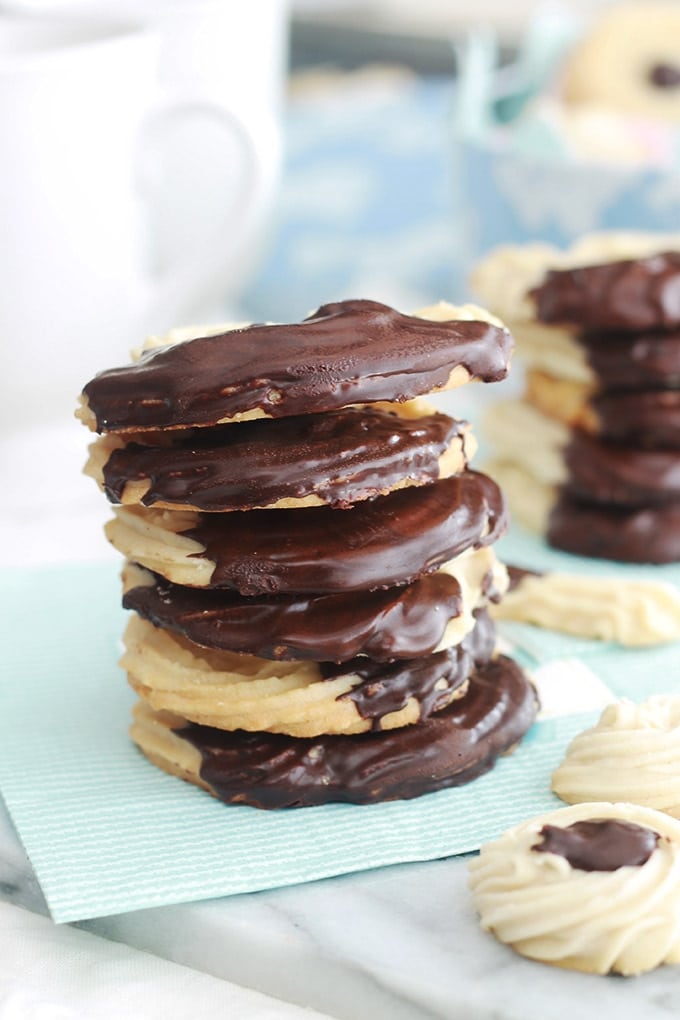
[533,819,659,872]
[506,564,543,591]
[582,329,680,391]
[591,390,680,449]
[184,471,507,594]
[123,562,490,662]
[177,654,537,808]
[102,407,467,511]
[649,64,680,88]
[548,494,680,563]
[328,610,497,727]
[531,252,680,332]
[82,300,513,433]
[562,430,680,506]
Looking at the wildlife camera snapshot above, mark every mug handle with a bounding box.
[136,91,280,328]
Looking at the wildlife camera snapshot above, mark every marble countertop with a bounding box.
[4,782,680,1020]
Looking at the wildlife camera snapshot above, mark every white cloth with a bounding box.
[1,902,331,1020]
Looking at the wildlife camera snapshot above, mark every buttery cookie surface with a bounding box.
[469,802,680,975]
[553,697,680,815]
[130,654,537,806]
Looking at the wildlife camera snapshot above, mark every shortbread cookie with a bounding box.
[589,390,680,449]
[530,251,680,333]
[527,369,680,447]
[524,369,598,431]
[469,802,680,975]
[486,399,680,507]
[78,299,513,433]
[553,697,680,815]
[494,570,680,646]
[548,496,680,564]
[129,654,537,806]
[474,234,680,329]
[105,471,507,594]
[122,543,507,661]
[482,459,553,533]
[122,609,498,737]
[483,400,567,488]
[86,405,476,512]
[561,2,680,122]
[563,431,680,506]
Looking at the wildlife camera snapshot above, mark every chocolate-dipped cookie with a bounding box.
[105,471,507,594]
[79,300,513,433]
[474,234,680,565]
[548,496,680,564]
[86,404,475,511]
[122,609,499,737]
[129,654,537,806]
[121,542,506,662]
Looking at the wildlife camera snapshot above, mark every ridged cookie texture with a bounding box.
[129,655,537,808]
[469,802,680,976]
[79,298,537,807]
[552,697,680,814]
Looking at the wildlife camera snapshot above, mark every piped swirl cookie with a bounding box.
[494,567,680,647]
[469,802,680,975]
[552,697,680,815]
[104,471,507,594]
[85,403,476,512]
[129,654,537,806]
[122,608,498,737]
[78,299,513,433]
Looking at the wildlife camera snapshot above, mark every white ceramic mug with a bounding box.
[0,7,284,428]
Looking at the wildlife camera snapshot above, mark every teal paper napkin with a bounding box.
[0,546,676,924]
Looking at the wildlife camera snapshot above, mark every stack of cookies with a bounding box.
[474,236,680,563]
[78,299,537,809]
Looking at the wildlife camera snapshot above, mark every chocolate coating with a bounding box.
[185,471,507,594]
[592,390,680,449]
[178,654,537,808]
[123,562,496,661]
[650,64,680,88]
[532,252,680,332]
[563,431,680,506]
[82,300,513,433]
[506,564,543,591]
[329,610,497,727]
[548,495,680,563]
[533,820,659,872]
[582,329,680,390]
[103,407,467,511]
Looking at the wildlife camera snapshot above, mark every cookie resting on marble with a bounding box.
[469,802,680,975]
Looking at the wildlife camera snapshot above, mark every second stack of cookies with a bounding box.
[475,236,680,563]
